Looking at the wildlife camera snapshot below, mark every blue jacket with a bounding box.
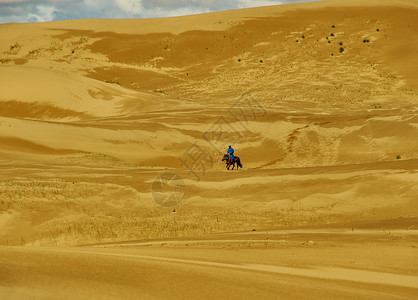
[227,147,234,159]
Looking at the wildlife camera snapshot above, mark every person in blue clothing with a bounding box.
[227,145,234,162]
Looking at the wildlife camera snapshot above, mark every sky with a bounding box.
[0,0,314,23]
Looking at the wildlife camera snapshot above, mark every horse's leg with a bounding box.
[236,158,240,169]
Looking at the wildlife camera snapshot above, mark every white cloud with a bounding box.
[27,4,56,22]
[143,6,207,18]
[115,0,143,15]
[236,0,284,8]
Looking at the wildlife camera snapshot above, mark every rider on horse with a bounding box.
[222,145,242,170]
[227,145,234,162]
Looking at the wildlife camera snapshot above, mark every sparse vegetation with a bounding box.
[153,89,167,96]
[5,42,22,55]
[9,42,22,53]
[49,41,63,53]
[27,48,41,58]
[0,176,339,246]
[105,80,120,85]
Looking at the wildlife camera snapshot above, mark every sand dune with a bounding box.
[0,0,418,298]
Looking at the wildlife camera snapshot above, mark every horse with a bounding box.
[222,154,243,170]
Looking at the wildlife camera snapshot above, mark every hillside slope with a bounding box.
[0,0,417,248]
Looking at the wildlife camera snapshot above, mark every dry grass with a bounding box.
[28,206,338,247]
[0,178,339,246]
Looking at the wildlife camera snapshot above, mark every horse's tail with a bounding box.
[237,157,243,168]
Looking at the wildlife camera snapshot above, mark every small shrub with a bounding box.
[330,33,334,37]
[376,28,380,32]
[328,41,331,44]
[396,155,401,160]
[301,35,305,39]
[8,42,22,54]
[339,42,343,45]
[296,40,299,43]
[331,25,335,28]
[331,53,334,56]
[10,42,22,51]
[27,49,40,57]
[339,47,344,53]
[237,58,241,62]
[363,39,370,43]
[153,89,167,95]
[105,80,120,85]
[259,59,263,63]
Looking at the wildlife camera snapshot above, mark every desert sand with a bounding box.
[0,0,418,298]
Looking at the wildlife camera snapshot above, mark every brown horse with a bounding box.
[222,154,243,170]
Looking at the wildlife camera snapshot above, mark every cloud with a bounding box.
[27,4,56,22]
[0,0,315,23]
[236,0,285,8]
[115,0,143,15]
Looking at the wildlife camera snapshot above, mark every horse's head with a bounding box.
[222,154,229,161]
